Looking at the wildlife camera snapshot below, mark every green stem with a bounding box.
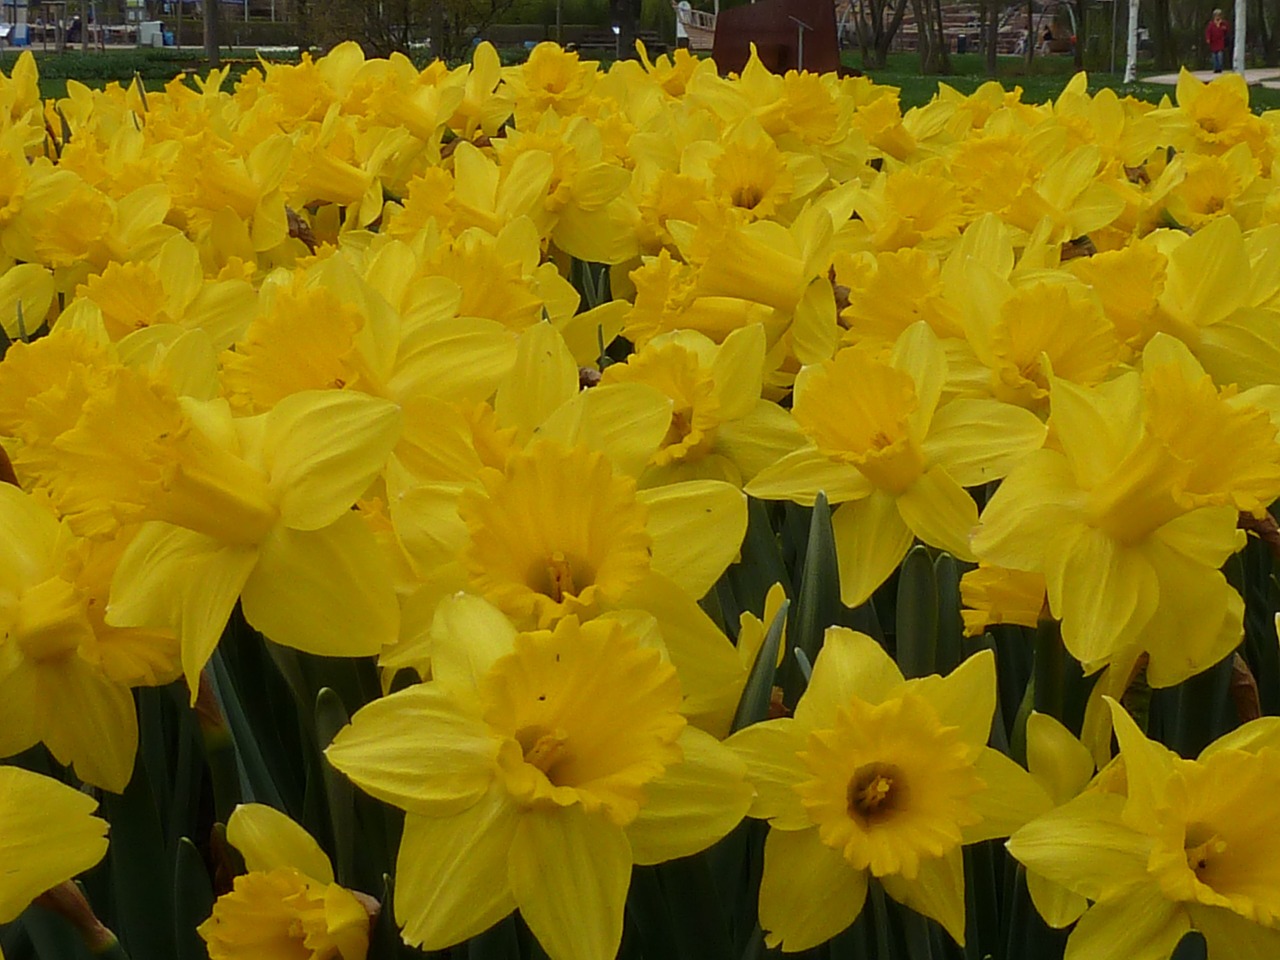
[1032,619,1066,721]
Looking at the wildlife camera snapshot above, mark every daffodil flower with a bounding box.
[727,628,1050,950]
[326,611,751,960]
[0,765,108,944]
[748,322,1046,607]
[198,804,374,960]
[973,335,1280,686]
[1009,701,1280,960]
[102,388,402,695]
[0,484,179,791]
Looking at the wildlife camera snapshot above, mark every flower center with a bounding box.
[542,552,577,604]
[461,441,652,629]
[516,725,572,781]
[847,763,905,823]
[1184,824,1227,878]
[483,618,685,825]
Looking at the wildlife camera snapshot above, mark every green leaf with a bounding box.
[726,498,790,620]
[208,648,286,811]
[467,915,520,960]
[104,767,177,960]
[933,554,965,675]
[314,687,356,888]
[730,599,789,734]
[896,545,938,679]
[657,855,733,960]
[785,492,840,707]
[1031,618,1066,721]
[172,839,213,960]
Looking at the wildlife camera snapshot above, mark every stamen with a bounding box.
[546,552,575,603]
[847,763,905,822]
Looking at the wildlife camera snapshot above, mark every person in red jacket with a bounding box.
[1206,8,1230,72]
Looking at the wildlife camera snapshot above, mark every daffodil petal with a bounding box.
[396,788,520,950]
[638,480,746,599]
[963,748,1053,843]
[908,648,996,748]
[758,826,868,952]
[1006,790,1150,902]
[881,846,967,946]
[1062,886,1188,960]
[429,593,519,692]
[1190,903,1280,960]
[794,626,904,728]
[627,726,752,865]
[241,512,397,658]
[227,803,334,883]
[714,403,808,481]
[922,399,1047,488]
[1026,870,1089,929]
[509,806,631,960]
[0,766,108,924]
[896,467,978,561]
[325,684,497,816]
[832,491,915,608]
[107,522,257,699]
[745,447,874,506]
[263,390,402,531]
[38,658,138,794]
[725,719,811,829]
[1026,712,1096,803]
[537,382,671,479]
[712,324,767,421]
[494,323,579,442]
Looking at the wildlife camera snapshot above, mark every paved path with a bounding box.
[1142,67,1280,87]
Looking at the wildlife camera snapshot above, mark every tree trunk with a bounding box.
[1256,0,1275,64]
[428,0,444,60]
[984,0,998,73]
[202,0,219,65]
[1025,0,1034,64]
[931,0,951,71]
[855,0,873,63]
[1073,0,1086,67]
[870,0,910,66]
[1151,0,1175,69]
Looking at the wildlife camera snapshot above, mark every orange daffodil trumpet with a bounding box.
[726,627,1050,950]
[325,603,752,960]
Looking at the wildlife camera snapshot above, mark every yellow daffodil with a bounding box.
[973,335,1280,686]
[0,483,180,791]
[959,564,1048,636]
[599,324,804,486]
[0,765,108,930]
[1009,702,1280,959]
[727,628,1050,949]
[326,612,751,960]
[199,804,374,960]
[748,322,1046,606]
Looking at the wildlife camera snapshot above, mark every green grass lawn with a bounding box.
[5,43,1280,111]
[849,50,1280,110]
[0,46,299,98]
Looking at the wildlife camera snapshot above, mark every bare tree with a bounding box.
[853,0,912,67]
[309,0,518,59]
[912,0,951,72]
